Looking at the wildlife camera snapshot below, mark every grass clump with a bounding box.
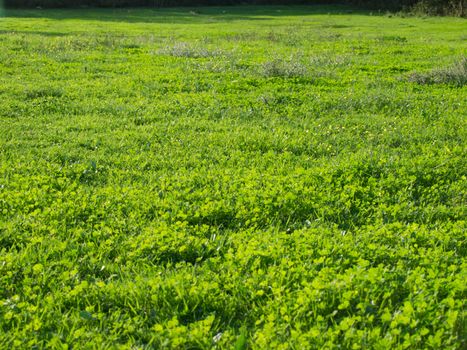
[261,57,308,78]
[158,41,221,58]
[409,57,467,86]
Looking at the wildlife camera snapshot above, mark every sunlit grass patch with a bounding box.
[0,6,465,349]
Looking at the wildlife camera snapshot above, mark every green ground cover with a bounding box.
[0,6,466,349]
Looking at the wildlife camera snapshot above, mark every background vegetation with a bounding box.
[2,0,466,16]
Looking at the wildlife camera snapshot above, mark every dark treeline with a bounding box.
[3,0,465,16]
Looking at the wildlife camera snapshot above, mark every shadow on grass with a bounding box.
[3,5,370,24]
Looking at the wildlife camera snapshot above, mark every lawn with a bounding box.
[0,5,466,349]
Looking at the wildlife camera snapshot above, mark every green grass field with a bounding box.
[0,6,466,349]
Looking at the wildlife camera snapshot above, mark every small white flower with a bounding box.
[213,332,223,343]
